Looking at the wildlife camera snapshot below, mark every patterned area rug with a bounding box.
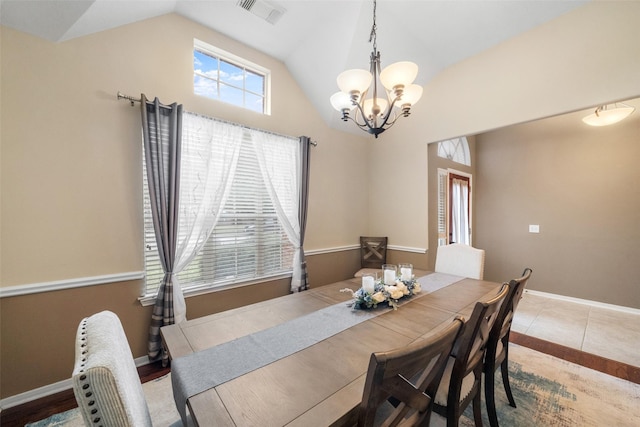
[28,344,640,426]
[453,344,640,427]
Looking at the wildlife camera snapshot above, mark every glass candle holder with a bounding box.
[399,263,413,281]
[382,264,397,285]
[361,273,376,294]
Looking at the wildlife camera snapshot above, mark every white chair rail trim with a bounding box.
[304,244,359,255]
[305,244,427,255]
[387,244,427,254]
[0,246,428,299]
[0,272,144,299]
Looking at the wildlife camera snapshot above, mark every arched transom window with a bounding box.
[437,137,470,166]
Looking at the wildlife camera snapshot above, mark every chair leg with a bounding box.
[485,368,499,427]
[472,390,483,427]
[446,403,457,427]
[501,357,516,408]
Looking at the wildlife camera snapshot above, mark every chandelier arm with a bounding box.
[373,96,402,130]
[345,113,377,132]
[351,88,405,134]
[351,101,379,132]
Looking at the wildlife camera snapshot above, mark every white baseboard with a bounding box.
[0,356,151,410]
[524,289,640,315]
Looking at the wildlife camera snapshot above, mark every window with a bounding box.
[142,113,295,299]
[193,39,270,114]
[437,137,470,166]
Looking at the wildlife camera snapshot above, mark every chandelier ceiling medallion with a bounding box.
[330,0,422,138]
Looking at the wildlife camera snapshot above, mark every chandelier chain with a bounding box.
[369,0,377,51]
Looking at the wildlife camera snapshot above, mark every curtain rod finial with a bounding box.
[117,91,139,106]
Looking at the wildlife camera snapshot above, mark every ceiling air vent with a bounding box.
[236,0,285,25]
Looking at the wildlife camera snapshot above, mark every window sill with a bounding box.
[138,272,292,306]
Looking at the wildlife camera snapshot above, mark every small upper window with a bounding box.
[193,39,270,114]
[437,137,470,166]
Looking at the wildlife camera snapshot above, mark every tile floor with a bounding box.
[512,291,640,368]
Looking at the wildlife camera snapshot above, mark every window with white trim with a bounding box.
[142,114,295,298]
[193,39,270,114]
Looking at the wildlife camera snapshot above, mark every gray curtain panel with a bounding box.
[295,136,312,292]
[140,94,184,362]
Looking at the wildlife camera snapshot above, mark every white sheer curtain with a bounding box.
[250,130,303,291]
[451,177,470,245]
[172,113,244,322]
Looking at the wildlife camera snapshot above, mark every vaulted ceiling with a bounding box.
[0,0,589,132]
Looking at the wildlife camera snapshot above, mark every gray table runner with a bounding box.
[171,272,462,425]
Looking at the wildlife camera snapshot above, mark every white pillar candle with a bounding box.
[401,267,412,281]
[362,275,375,294]
[384,269,396,285]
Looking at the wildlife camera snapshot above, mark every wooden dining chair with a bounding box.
[434,243,485,280]
[433,284,509,427]
[358,317,465,427]
[484,268,533,427]
[355,236,388,277]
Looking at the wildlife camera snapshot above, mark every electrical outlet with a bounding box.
[529,224,540,233]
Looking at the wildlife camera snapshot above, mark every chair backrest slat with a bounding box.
[358,318,464,427]
[452,284,508,380]
[486,268,533,363]
[360,236,388,269]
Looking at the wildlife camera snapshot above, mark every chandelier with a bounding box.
[330,0,422,138]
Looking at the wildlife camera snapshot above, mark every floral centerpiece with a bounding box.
[341,266,421,310]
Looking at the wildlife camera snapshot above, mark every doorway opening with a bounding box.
[437,169,472,246]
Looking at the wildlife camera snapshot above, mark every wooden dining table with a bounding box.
[161,271,501,426]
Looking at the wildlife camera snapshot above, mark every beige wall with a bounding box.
[0,13,372,288]
[0,14,372,398]
[414,1,640,143]
[371,1,640,256]
[475,104,640,309]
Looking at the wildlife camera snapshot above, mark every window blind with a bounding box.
[143,117,295,297]
[437,169,448,246]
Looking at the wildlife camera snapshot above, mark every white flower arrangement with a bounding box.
[341,276,421,310]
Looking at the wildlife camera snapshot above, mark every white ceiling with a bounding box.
[0,0,589,132]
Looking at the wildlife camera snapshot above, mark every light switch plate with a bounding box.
[529,224,540,233]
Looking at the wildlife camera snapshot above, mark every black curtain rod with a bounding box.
[116,91,317,146]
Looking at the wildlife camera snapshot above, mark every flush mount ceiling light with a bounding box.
[330,0,422,138]
[582,103,635,127]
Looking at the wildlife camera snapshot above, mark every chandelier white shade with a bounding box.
[337,69,372,94]
[379,61,418,90]
[582,103,635,126]
[330,0,422,138]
